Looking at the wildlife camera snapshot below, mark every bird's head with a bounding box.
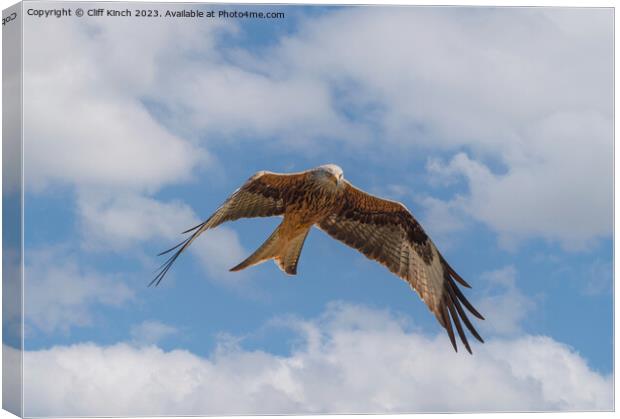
[314,164,344,188]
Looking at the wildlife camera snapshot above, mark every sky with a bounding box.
[3,2,614,416]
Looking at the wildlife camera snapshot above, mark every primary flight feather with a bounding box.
[152,164,484,353]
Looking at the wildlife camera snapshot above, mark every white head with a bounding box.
[313,164,344,188]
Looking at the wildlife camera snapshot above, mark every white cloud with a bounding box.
[427,112,612,251]
[77,192,198,250]
[476,266,536,336]
[275,8,612,148]
[130,321,177,346]
[260,8,611,249]
[19,303,611,416]
[24,248,134,334]
[417,195,467,237]
[157,65,364,146]
[21,12,234,193]
[22,5,360,192]
[191,227,248,280]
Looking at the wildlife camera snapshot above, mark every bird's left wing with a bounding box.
[151,171,310,286]
[318,180,484,353]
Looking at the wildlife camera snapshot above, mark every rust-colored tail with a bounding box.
[274,228,310,275]
[230,223,310,275]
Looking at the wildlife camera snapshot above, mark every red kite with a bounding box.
[153,164,484,353]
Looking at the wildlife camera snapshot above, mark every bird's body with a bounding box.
[229,165,346,274]
[153,164,484,353]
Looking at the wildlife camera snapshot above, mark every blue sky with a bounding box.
[8,3,613,415]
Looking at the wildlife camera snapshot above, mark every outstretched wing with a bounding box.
[150,170,310,286]
[318,180,484,353]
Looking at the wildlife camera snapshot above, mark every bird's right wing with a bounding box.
[318,181,484,353]
[150,170,310,286]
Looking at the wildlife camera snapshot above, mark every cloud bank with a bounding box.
[271,8,612,250]
[19,303,612,416]
[22,7,612,252]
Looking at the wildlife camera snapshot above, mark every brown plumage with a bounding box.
[152,164,484,353]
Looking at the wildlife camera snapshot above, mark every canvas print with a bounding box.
[2,1,614,416]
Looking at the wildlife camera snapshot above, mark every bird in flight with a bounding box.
[152,164,484,353]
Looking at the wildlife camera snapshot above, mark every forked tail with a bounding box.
[230,223,310,275]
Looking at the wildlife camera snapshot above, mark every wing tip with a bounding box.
[150,234,195,287]
[441,267,485,353]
